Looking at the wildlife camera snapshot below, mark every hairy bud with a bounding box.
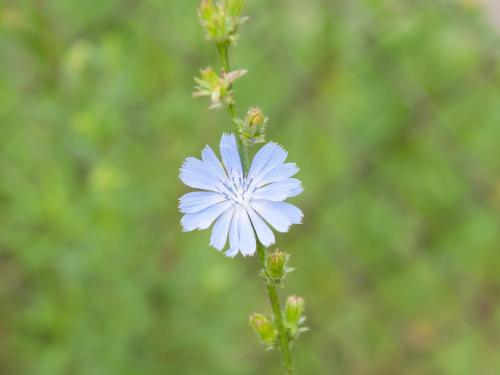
[240,107,267,146]
[284,295,307,338]
[265,250,287,281]
[249,313,277,347]
[285,296,304,325]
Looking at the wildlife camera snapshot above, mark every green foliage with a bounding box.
[1,0,500,374]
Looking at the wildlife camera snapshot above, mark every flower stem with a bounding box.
[216,41,249,169]
[256,243,294,375]
[216,41,294,375]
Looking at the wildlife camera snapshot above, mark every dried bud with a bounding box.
[193,67,247,109]
[223,69,248,84]
[248,107,264,127]
[249,313,277,347]
[198,0,247,44]
[199,0,216,21]
[223,0,244,18]
[284,295,305,334]
[240,107,267,146]
[266,250,287,281]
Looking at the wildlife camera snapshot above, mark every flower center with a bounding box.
[233,185,250,206]
[220,174,254,207]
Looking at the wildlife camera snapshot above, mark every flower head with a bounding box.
[179,133,303,257]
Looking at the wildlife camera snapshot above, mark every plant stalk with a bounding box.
[216,41,294,375]
[216,41,249,169]
[256,243,294,375]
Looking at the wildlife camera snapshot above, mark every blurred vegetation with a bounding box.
[1,0,500,374]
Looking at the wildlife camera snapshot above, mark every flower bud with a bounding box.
[284,295,305,329]
[241,107,267,145]
[249,313,277,346]
[266,250,287,281]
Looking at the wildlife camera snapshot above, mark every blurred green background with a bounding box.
[1,0,500,374]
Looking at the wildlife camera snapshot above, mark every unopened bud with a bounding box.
[266,250,287,281]
[241,107,267,145]
[249,313,277,346]
[285,295,305,328]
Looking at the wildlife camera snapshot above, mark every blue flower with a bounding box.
[179,133,303,257]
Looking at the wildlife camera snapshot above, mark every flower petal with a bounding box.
[179,191,226,214]
[227,207,241,257]
[220,133,243,180]
[247,207,275,247]
[255,163,299,187]
[238,209,256,256]
[252,178,303,201]
[201,145,229,183]
[225,246,239,258]
[250,200,303,233]
[247,142,276,179]
[210,207,235,250]
[179,157,221,192]
[181,201,232,231]
[247,142,287,191]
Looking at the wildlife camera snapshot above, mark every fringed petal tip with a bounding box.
[225,248,239,258]
[180,223,193,232]
[209,242,224,252]
[268,142,289,162]
[223,248,256,258]
[262,239,276,248]
[271,141,287,152]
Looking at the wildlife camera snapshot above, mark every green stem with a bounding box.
[216,41,231,71]
[216,40,294,375]
[257,243,294,375]
[216,41,249,169]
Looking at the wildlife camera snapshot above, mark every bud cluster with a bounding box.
[198,0,248,45]
[284,295,308,340]
[193,67,247,109]
[249,295,308,351]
